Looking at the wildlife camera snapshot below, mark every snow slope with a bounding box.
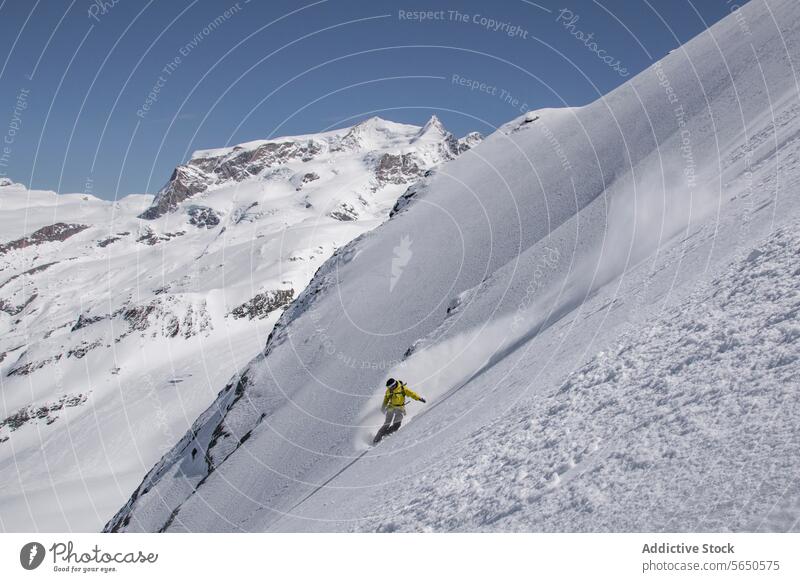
[0,116,476,531]
[108,0,800,532]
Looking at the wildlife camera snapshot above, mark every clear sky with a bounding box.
[0,0,743,199]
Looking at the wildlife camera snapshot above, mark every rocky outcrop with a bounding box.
[0,223,89,256]
[0,293,37,316]
[389,173,435,218]
[6,350,60,376]
[140,140,327,220]
[71,313,105,332]
[66,340,103,359]
[97,236,121,247]
[458,131,483,153]
[191,140,323,179]
[374,153,423,187]
[120,297,212,339]
[292,171,320,191]
[136,227,185,245]
[240,140,322,172]
[329,202,359,221]
[0,393,88,441]
[187,206,221,229]
[229,289,294,320]
[139,165,213,220]
[73,296,216,346]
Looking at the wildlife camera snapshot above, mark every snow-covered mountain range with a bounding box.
[105,0,800,533]
[0,116,479,531]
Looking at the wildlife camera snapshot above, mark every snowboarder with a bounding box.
[373,378,426,444]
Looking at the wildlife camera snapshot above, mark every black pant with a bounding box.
[374,408,404,443]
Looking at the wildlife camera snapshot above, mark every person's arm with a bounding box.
[381,389,390,411]
[403,387,426,403]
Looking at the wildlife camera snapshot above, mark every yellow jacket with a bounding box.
[382,381,423,412]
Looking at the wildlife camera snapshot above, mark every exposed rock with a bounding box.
[120,297,212,339]
[67,340,102,359]
[139,165,214,220]
[243,140,322,172]
[187,205,221,229]
[370,124,478,191]
[7,351,61,376]
[0,293,37,316]
[122,303,158,332]
[229,289,294,320]
[329,202,359,221]
[103,373,254,533]
[136,229,159,246]
[390,171,435,218]
[72,313,105,331]
[97,236,121,247]
[43,322,70,339]
[374,153,423,187]
[136,227,185,245]
[0,223,89,256]
[196,140,324,180]
[180,301,212,338]
[505,112,540,134]
[0,393,88,439]
[292,171,320,191]
[458,131,483,153]
[139,139,329,220]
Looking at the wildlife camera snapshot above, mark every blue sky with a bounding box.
[0,0,742,199]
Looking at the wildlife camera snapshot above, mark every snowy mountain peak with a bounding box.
[351,115,409,132]
[139,116,477,220]
[337,116,418,151]
[414,114,449,141]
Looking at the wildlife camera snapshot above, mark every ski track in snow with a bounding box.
[352,222,800,532]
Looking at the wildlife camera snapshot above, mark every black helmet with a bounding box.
[386,378,398,389]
